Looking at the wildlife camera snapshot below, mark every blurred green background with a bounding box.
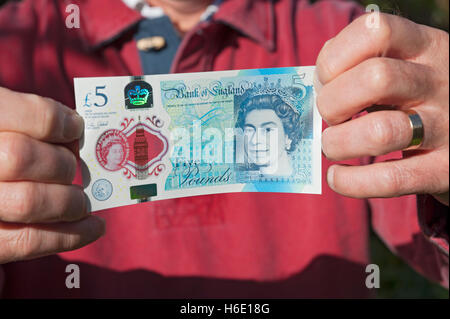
[358,0,449,31]
[0,0,448,299]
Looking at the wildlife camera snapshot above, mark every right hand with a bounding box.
[0,87,105,264]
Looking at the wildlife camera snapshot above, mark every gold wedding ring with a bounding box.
[404,109,424,150]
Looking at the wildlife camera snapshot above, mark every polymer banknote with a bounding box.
[74,67,322,212]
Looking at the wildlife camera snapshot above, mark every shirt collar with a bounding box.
[73,0,275,51]
[121,0,223,21]
[71,0,142,49]
[213,0,275,51]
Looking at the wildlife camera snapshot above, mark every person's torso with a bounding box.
[1,0,371,298]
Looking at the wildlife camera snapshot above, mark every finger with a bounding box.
[322,110,414,160]
[0,87,84,143]
[0,182,88,224]
[316,13,433,84]
[0,215,105,264]
[327,149,449,198]
[0,132,77,184]
[317,57,435,125]
[64,140,80,155]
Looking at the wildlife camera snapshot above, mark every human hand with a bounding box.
[316,13,449,205]
[0,87,105,264]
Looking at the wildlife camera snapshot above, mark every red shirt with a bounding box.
[0,0,448,298]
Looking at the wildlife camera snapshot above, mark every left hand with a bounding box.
[316,13,449,205]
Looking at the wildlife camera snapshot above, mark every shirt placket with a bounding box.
[170,21,222,74]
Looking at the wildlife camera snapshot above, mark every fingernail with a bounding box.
[315,38,333,91]
[327,165,335,190]
[85,216,106,242]
[313,68,323,94]
[74,184,91,215]
[321,128,329,157]
[93,216,106,238]
[64,113,84,140]
[84,192,92,215]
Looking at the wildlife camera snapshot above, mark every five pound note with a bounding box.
[74,67,322,212]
